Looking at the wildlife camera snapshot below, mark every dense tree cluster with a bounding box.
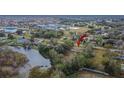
[30,43,95,78]
[33,30,64,39]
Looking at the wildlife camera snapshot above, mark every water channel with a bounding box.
[9,46,51,78]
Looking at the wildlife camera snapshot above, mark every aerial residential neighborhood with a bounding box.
[0,15,124,78]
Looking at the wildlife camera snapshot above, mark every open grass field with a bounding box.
[64,27,89,38]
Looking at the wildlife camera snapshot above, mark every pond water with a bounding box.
[9,46,51,78]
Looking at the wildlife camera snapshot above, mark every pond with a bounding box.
[9,46,51,78]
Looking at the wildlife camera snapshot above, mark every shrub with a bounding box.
[64,39,74,48]
[38,44,51,57]
[0,33,5,37]
[8,34,15,39]
[50,69,65,78]
[104,61,121,76]
[29,67,51,78]
[55,44,70,54]
[34,30,64,39]
[102,51,121,76]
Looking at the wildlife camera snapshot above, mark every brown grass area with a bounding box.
[91,49,106,70]
[64,27,89,37]
[77,71,110,78]
[70,27,89,33]
[63,51,77,63]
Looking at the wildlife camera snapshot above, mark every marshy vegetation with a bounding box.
[0,48,28,77]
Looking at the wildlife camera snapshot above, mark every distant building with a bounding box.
[0,28,4,32]
[4,27,17,33]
